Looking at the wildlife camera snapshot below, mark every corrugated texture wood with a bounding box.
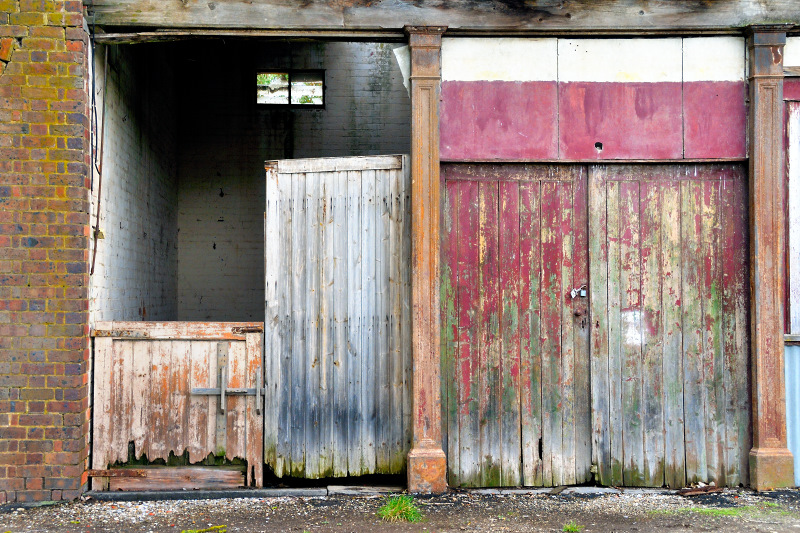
[91,322,264,489]
[589,164,750,487]
[264,155,412,478]
[441,164,591,487]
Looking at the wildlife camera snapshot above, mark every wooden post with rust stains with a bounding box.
[405,25,448,494]
[747,25,795,491]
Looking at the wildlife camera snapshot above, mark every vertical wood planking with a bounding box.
[91,337,113,490]
[305,172,321,478]
[376,168,390,472]
[588,167,611,486]
[361,168,377,474]
[478,181,501,485]
[681,178,708,484]
[606,178,624,486]
[401,158,413,458]
[540,180,564,487]
[442,180,459,484]
[264,164,281,471]
[499,181,522,486]
[640,179,665,487]
[571,169,592,483]
[245,333,264,487]
[701,176,725,484]
[225,342,245,464]
[188,341,210,463]
[457,180,481,485]
[346,169,363,474]
[319,171,335,477]
[131,340,151,460]
[333,169,348,477]
[170,340,191,460]
[619,180,644,486]
[388,165,404,472]
[519,180,543,487]
[148,340,169,462]
[290,172,307,475]
[560,178,576,486]
[661,178,686,488]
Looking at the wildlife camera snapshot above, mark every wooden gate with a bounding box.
[441,164,592,487]
[589,164,750,488]
[91,322,264,490]
[264,155,412,478]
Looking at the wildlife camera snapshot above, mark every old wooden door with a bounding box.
[264,155,413,478]
[91,322,264,490]
[441,164,592,487]
[589,164,750,488]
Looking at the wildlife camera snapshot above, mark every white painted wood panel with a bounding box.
[786,37,800,69]
[683,37,745,82]
[442,38,558,81]
[264,155,412,478]
[558,38,683,82]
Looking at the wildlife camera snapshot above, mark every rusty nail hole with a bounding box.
[595,141,603,152]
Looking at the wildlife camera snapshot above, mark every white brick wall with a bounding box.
[177,41,410,321]
[89,45,179,323]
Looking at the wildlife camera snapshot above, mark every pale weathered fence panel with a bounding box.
[91,322,264,490]
[589,164,750,487]
[264,155,412,478]
[441,164,592,487]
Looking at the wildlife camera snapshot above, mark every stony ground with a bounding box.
[3,487,800,532]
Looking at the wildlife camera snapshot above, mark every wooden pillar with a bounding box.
[405,25,448,494]
[748,25,795,490]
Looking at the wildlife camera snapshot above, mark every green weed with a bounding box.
[181,526,227,533]
[377,495,423,523]
[562,520,584,532]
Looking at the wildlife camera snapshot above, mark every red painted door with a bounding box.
[441,164,591,487]
[588,164,750,488]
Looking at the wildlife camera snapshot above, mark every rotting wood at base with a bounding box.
[106,466,245,491]
[87,469,145,478]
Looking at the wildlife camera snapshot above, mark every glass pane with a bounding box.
[291,72,324,105]
[256,72,289,104]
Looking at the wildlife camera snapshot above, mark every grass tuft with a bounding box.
[377,495,423,523]
[562,520,584,532]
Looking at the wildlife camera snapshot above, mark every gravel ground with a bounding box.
[3,488,800,532]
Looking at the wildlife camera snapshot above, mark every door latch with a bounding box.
[570,284,588,299]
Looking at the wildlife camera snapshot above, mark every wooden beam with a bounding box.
[84,0,800,32]
[406,25,447,495]
[747,24,795,491]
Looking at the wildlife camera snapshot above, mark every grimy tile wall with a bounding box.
[89,44,179,324]
[176,40,410,321]
[0,0,91,503]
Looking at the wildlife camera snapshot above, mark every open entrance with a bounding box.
[88,38,411,490]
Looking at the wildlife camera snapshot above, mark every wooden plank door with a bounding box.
[589,164,750,488]
[91,322,264,490]
[264,155,413,478]
[441,164,591,487]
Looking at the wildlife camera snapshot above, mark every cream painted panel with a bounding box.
[442,38,557,81]
[558,38,682,83]
[786,37,800,68]
[683,37,745,82]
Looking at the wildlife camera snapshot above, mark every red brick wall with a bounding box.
[0,0,90,503]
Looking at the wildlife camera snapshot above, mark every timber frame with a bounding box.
[79,1,800,493]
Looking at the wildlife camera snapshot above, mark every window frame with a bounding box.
[255,69,326,109]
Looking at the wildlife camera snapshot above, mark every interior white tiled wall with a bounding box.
[89,45,179,323]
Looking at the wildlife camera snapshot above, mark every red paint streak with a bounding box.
[684,82,746,159]
[440,81,558,160]
[559,82,683,160]
[456,181,480,418]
